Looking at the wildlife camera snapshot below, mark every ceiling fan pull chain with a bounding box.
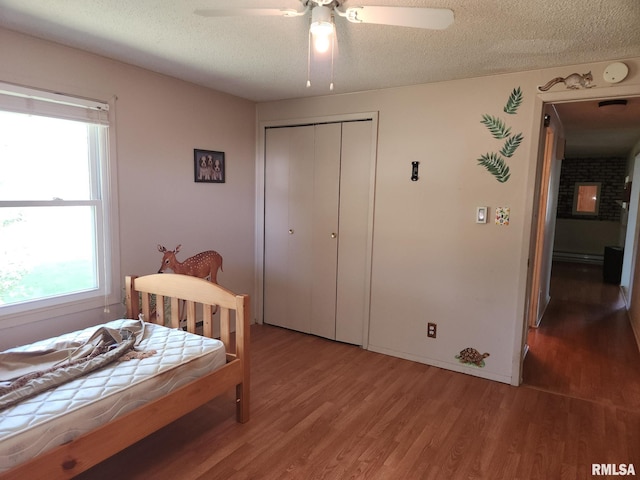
[329,31,335,91]
[306,25,312,88]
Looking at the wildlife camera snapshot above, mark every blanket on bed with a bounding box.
[0,319,152,410]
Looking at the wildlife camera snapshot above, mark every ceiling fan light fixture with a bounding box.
[310,5,334,53]
[196,3,455,93]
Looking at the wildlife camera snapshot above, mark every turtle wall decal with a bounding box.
[455,347,490,367]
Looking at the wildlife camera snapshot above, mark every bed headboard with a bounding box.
[125,274,249,365]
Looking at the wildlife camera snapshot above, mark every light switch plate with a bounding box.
[476,206,488,223]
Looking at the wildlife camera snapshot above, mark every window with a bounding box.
[0,82,119,324]
[572,182,601,216]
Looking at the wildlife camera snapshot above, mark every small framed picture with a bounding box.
[194,149,225,183]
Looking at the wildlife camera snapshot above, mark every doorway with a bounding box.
[523,91,640,402]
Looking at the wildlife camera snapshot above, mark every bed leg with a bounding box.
[235,294,250,423]
[236,383,250,423]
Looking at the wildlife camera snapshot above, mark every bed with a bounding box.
[0,273,250,479]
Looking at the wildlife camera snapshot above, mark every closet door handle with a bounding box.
[330,233,337,239]
[289,229,294,235]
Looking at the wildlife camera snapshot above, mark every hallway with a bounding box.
[523,261,640,410]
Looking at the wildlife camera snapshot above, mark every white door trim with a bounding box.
[515,82,640,385]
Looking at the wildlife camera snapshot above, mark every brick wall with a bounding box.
[557,157,626,221]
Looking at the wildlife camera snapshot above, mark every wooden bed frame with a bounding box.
[0,273,250,480]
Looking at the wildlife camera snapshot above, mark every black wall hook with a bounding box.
[411,161,419,181]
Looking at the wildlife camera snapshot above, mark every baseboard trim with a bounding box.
[553,251,604,265]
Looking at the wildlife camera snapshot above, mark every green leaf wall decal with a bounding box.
[500,133,524,158]
[503,87,523,114]
[478,153,511,183]
[480,114,512,139]
[475,86,524,183]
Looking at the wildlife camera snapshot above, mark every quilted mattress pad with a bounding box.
[0,319,226,472]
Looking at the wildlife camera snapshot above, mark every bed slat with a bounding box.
[203,304,213,337]
[170,297,180,329]
[186,300,196,333]
[142,293,152,324]
[156,294,165,326]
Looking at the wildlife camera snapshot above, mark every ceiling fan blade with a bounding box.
[342,6,454,30]
[194,8,305,18]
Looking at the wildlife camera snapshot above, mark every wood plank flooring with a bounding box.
[78,263,640,479]
[523,261,640,410]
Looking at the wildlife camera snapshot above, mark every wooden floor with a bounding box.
[79,263,640,479]
[523,261,640,410]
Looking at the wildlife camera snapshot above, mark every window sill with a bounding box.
[0,292,122,330]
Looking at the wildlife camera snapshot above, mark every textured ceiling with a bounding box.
[1,0,639,156]
[1,0,639,102]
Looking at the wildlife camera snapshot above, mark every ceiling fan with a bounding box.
[195,1,454,90]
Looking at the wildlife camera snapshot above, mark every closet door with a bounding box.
[264,120,373,345]
[335,120,372,344]
[264,124,341,336]
[309,123,341,339]
[264,125,315,332]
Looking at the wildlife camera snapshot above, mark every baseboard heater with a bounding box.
[552,251,604,265]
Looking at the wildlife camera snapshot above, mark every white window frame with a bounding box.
[0,82,120,328]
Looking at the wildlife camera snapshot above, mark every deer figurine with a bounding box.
[157,244,223,284]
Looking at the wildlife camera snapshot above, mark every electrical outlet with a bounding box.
[427,322,437,338]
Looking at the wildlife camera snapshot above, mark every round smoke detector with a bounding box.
[603,62,629,84]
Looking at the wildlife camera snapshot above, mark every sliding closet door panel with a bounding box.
[287,126,315,333]
[264,126,314,333]
[336,120,373,345]
[264,127,290,329]
[310,123,341,339]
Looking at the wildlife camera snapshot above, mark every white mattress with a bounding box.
[0,319,226,473]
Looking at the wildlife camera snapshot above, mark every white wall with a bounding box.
[554,219,622,256]
[0,28,256,349]
[257,58,640,385]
